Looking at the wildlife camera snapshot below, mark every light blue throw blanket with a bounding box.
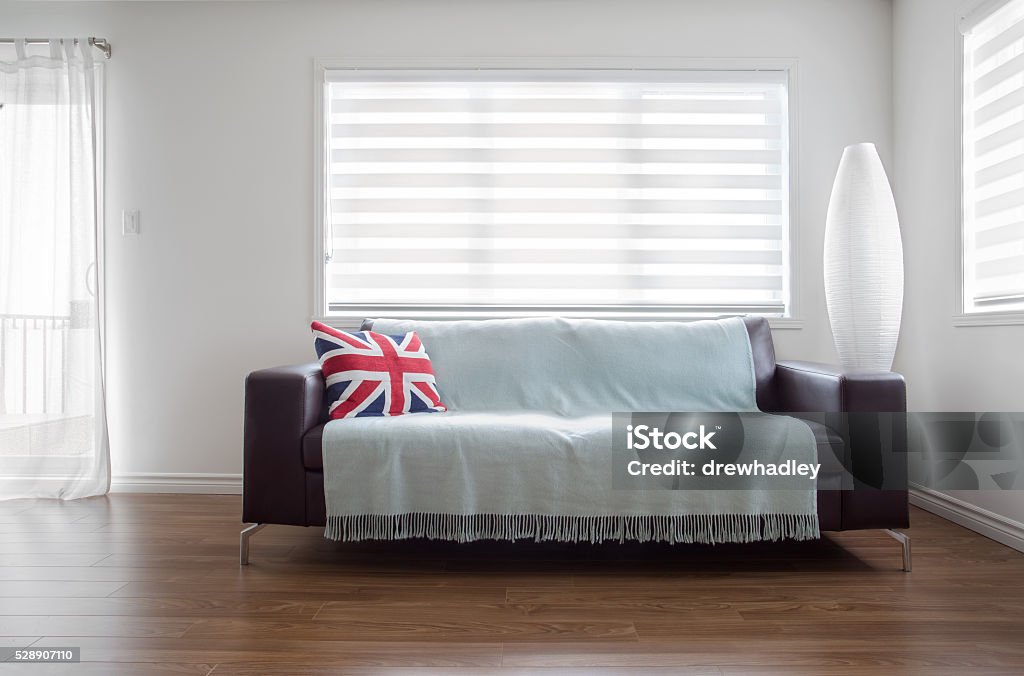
[322,317,818,544]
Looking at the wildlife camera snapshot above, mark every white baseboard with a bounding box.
[910,483,1024,553]
[110,472,242,495]
[103,476,1024,549]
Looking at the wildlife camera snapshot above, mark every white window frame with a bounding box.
[313,57,801,329]
[956,0,1024,326]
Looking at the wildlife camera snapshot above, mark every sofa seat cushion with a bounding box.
[303,416,845,474]
[322,411,612,514]
[320,409,820,543]
[308,412,607,473]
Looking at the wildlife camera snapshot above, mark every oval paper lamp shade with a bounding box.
[824,143,904,371]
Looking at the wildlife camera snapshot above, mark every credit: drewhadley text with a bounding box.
[626,457,820,480]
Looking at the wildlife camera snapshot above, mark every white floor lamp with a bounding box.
[823,143,904,372]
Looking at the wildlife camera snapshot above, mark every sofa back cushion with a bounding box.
[367,316,758,416]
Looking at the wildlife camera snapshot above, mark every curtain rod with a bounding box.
[0,38,111,59]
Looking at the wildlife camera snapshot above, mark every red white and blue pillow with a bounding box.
[311,321,447,420]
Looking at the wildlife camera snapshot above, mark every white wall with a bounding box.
[893,0,1024,527]
[0,0,894,484]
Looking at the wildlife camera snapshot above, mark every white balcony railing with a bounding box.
[1,313,73,417]
[1,313,98,463]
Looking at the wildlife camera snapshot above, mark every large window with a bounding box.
[962,0,1024,315]
[318,63,793,320]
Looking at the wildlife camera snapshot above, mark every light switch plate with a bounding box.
[122,209,140,235]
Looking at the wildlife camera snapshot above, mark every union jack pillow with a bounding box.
[311,321,447,419]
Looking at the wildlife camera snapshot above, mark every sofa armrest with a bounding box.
[773,360,906,414]
[242,363,325,526]
[773,360,908,529]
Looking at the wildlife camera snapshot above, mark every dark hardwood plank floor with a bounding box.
[0,494,1022,674]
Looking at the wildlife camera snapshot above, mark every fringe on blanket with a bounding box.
[324,513,820,544]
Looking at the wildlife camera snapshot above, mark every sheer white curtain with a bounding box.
[0,39,109,499]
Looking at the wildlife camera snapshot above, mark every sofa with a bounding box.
[241,316,910,568]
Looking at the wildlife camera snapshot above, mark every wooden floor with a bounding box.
[0,496,1023,675]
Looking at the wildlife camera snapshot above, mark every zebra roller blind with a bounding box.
[963,0,1024,313]
[322,68,791,317]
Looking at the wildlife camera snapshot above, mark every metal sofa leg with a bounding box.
[239,523,266,566]
[885,528,911,572]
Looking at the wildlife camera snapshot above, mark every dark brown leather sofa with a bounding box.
[241,316,910,568]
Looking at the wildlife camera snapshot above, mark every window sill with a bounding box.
[953,312,1024,327]
[316,311,803,331]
